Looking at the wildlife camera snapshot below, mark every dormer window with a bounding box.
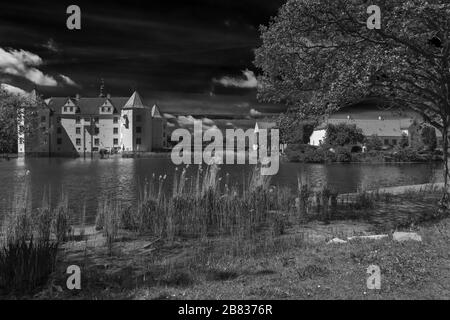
[62,99,76,114]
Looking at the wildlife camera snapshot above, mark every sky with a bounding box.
[0,0,287,119]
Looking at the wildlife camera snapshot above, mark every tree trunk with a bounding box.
[440,126,449,209]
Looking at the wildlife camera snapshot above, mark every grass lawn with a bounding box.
[31,217,450,300]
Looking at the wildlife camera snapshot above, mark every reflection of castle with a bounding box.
[18,90,168,157]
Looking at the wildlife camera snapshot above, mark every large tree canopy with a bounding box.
[255,0,450,197]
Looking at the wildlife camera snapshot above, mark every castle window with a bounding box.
[94,139,99,146]
[94,117,99,123]
[136,138,141,145]
[76,138,81,146]
[392,139,397,145]
[76,117,81,124]
[101,107,105,112]
[107,107,111,112]
[69,107,73,112]
[57,117,61,124]
[64,107,67,112]
[57,127,62,134]
[57,138,62,145]
[113,117,118,124]
[76,127,81,134]
[136,115,141,122]
[136,126,141,133]
[95,127,100,134]
[113,138,119,145]
[84,117,90,123]
[384,139,389,145]
[113,128,118,134]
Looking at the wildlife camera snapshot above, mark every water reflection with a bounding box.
[0,157,443,223]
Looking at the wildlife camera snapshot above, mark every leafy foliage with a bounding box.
[277,110,315,145]
[421,126,437,151]
[325,123,364,147]
[0,89,46,154]
[255,0,450,191]
[365,134,383,151]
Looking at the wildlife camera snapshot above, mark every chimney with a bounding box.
[75,93,80,100]
[106,93,111,99]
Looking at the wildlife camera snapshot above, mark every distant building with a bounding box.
[18,90,168,157]
[310,118,415,147]
[309,115,442,147]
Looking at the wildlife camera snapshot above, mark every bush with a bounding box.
[0,239,58,295]
[335,147,352,162]
[365,134,383,151]
[392,148,428,162]
[325,123,365,146]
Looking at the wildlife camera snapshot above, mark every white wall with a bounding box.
[309,129,326,146]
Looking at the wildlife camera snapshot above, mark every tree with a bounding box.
[277,109,315,145]
[255,0,450,205]
[325,123,364,147]
[365,134,383,151]
[400,133,409,149]
[0,89,44,154]
[421,126,437,151]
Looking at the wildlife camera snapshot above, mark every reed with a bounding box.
[0,177,62,296]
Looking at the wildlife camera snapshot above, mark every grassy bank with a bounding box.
[33,217,450,300]
[1,165,449,299]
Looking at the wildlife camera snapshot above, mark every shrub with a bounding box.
[365,134,383,151]
[335,147,352,162]
[0,239,58,296]
[325,123,365,147]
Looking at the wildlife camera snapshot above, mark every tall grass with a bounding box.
[0,176,70,296]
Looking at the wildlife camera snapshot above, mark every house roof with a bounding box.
[317,118,414,137]
[45,91,154,115]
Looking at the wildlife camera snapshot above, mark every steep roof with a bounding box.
[123,91,145,109]
[45,93,145,115]
[317,118,413,137]
[151,104,162,118]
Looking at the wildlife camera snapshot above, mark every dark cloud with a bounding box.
[0,0,286,115]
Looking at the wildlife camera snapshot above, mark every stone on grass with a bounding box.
[327,237,347,244]
[392,232,422,242]
[347,234,388,241]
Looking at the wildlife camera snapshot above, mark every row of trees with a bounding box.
[257,0,450,204]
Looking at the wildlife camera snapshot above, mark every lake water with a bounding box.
[0,157,443,223]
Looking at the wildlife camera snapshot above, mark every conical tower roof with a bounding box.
[151,104,162,118]
[123,91,145,109]
[254,122,260,133]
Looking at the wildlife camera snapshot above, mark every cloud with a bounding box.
[249,108,262,117]
[176,115,217,131]
[202,117,215,125]
[0,83,27,95]
[0,48,57,86]
[43,38,59,53]
[59,74,78,86]
[163,113,176,119]
[234,102,250,108]
[213,69,258,89]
